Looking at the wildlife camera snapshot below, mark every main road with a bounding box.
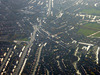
[47,0,52,16]
[13,25,38,75]
[32,44,44,75]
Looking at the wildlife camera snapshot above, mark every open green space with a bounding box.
[83,23,100,30]
[78,22,100,37]
[78,28,96,36]
[81,8,100,16]
[16,38,30,41]
[93,32,100,38]
[10,34,30,41]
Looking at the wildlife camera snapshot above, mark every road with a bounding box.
[13,40,29,44]
[19,58,27,75]
[73,46,81,75]
[40,28,67,49]
[64,0,83,11]
[48,0,52,16]
[32,44,44,75]
[13,25,38,75]
[96,47,100,64]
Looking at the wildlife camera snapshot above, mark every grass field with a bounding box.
[18,38,30,41]
[93,32,100,37]
[78,23,100,37]
[82,23,100,30]
[78,29,96,36]
[81,8,100,16]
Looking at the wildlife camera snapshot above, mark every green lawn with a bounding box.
[93,33,100,37]
[83,23,100,30]
[81,8,100,16]
[78,23,100,37]
[18,38,30,41]
[78,29,96,36]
